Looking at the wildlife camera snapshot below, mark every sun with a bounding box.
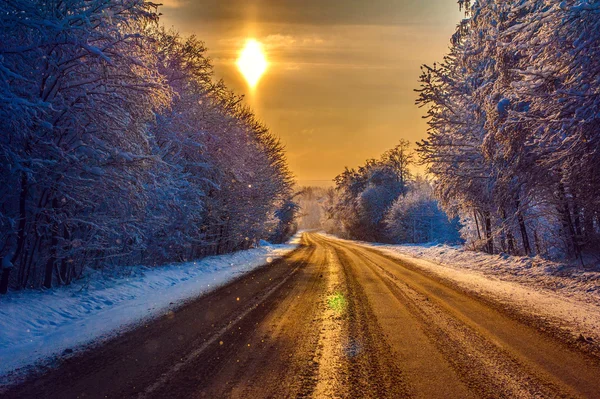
[236,39,268,89]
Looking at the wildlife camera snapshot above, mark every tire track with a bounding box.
[350,245,564,398]
[311,248,350,399]
[333,237,599,398]
[315,237,411,399]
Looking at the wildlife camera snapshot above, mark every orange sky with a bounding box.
[159,1,463,186]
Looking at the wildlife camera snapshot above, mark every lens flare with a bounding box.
[236,39,268,89]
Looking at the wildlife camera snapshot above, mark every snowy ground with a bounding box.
[0,234,301,385]
[319,233,600,345]
[372,243,600,304]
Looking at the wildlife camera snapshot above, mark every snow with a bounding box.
[318,233,600,344]
[0,235,301,385]
[372,243,600,304]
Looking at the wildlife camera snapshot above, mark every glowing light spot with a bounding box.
[236,39,268,89]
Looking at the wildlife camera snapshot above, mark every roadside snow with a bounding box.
[368,245,600,305]
[0,235,301,383]
[373,243,600,305]
[319,233,600,344]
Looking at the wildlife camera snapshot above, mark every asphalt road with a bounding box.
[5,233,600,398]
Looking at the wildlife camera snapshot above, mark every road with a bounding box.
[5,233,600,398]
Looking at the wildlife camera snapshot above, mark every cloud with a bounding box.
[263,34,325,49]
[160,0,460,28]
[157,0,463,181]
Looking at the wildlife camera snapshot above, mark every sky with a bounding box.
[159,1,464,186]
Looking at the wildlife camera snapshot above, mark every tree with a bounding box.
[416,0,599,260]
[385,179,461,244]
[326,142,459,244]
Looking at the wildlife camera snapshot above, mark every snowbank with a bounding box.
[0,236,301,383]
[370,243,599,305]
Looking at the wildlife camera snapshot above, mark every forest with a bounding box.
[302,140,461,245]
[0,0,296,294]
[2,0,599,296]
[416,0,600,261]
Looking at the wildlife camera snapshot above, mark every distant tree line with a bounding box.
[417,0,600,260]
[322,140,461,244]
[0,0,296,293]
[296,187,328,231]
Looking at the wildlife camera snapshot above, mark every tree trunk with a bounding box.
[59,224,71,284]
[583,207,594,245]
[43,198,60,289]
[558,183,580,258]
[513,197,532,256]
[44,225,58,289]
[474,210,482,241]
[517,212,531,256]
[1,172,29,295]
[501,209,515,254]
[484,212,494,254]
[500,209,515,254]
[0,268,10,295]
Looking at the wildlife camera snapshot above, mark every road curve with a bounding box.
[4,233,600,398]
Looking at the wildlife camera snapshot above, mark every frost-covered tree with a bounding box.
[355,165,405,241]
[295,187,329,230]
[0,2,296,294]
[269,198,300,244]
[326,142,458,243]
[417,0,600,260]
[385,179,462,244]
[0,0,170,292]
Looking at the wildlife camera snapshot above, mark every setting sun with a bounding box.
[236,39,268,89]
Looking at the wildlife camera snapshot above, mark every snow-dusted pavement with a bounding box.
[0,235,301,384]
[5,232,600,399]
[322,233,600,346]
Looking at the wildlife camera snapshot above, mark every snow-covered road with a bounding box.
[0,235,300,384]
[321,233,600,347]
[4,232,600,399]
